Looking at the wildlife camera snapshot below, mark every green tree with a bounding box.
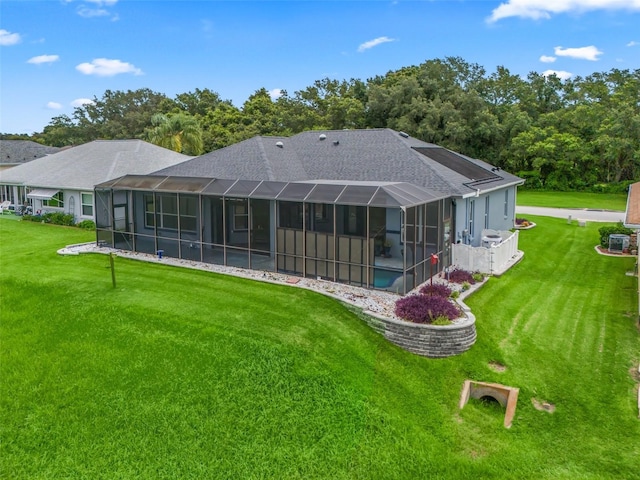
[146,113,204,155]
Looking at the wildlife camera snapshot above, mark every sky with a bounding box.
[1,0,639,135]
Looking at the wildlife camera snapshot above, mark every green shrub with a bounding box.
[431,316,453,326]
[598,222,633,248]
[76,220,96,230]
[42,212,75,226]
[472,272,484,283]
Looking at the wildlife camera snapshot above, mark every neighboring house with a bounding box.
[0,140,61,203]
[94,129,524,293]
[623,181,640,319]
[0,140,193,222]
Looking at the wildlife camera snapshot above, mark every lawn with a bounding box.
[1,218,638,479]
[517,191,627,211]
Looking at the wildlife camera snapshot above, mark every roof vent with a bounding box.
[276,141,283,148]
[319,134,327,141]
[333,140,339,146]
[398,131,409,138]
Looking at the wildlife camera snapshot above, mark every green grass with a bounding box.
[517,191,627,211]
[1,218,639,479]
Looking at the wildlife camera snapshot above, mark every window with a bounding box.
[144,194,155,228]
[179,195,198,232]
[484,196,490,229]
[43,191,64,208]
[504,190,509,218]
[279,201,304,229]
[468,199,475,241]
[233,202,248,231]
[81,192,93,217]
[307,203,333,233]
[156,194,178,230]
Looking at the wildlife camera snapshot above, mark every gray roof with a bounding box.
[0,140,61,166]
[0,140,193,191]
[154,128,523,197]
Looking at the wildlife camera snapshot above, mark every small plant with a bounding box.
[448,268,476,285]
[394,294,460,324]
[431,316,453,326]
[450,290,460,299]
[76,220,96,230]
[461,281,471,291]
[472,272,484,283]
[419,283,452,298]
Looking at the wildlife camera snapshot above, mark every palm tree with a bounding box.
[147,113,204,155]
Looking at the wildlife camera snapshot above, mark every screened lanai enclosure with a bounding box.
[94,175,452,294]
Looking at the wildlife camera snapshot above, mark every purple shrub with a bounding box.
[394,294,461,324]
[447,268,476,285]
[419,283,453,298]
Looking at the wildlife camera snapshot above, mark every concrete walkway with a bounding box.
[516,206,625,223]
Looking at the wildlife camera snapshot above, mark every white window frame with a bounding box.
[81,192,93,217]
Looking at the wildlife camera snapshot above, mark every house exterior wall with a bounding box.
[454,186,517,247]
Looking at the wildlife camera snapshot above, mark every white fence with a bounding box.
[451,230,520,275]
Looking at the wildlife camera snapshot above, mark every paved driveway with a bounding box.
[516,206,625,223]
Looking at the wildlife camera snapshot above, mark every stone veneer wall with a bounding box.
[360,302,477,358]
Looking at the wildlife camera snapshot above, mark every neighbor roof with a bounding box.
[0,140,60,166]
[0,140,193,190]
[153,128,523,197]
[624,181,640,229]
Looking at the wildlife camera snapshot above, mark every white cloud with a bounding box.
[627,41,639,47]
[542,69,573,80]
[71,0,118,19]
[85,0,118,5]
[27,54,60,65]
[358,36,396,52]
[268,89,283,100]
[47,102,63,110]
[488,0,640,23]
[71,98,95,107]
[76,58,143,76]
[77,6,110,18]
[0,29,21,46]
[539,55,556,63]
[554,45,602,60]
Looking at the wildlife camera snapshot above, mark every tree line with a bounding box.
[4,57,639,191]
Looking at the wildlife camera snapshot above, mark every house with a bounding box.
[0,140,193,221]
[94,129,524,293]
[623,181,640,319]
[0,140,61,203]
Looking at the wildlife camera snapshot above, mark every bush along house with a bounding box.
[94,129,524,294]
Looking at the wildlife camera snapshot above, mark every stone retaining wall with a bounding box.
[361,303,477,358]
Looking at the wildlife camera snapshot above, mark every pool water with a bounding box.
[374,270,401,288]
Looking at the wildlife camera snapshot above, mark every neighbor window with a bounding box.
[81,192,93,217]
[43,191,64,208]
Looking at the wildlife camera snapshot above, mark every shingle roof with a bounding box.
[0,140,60,165]
[0,140,193,190]
[154,128,522,197]
[624,181,640,228]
